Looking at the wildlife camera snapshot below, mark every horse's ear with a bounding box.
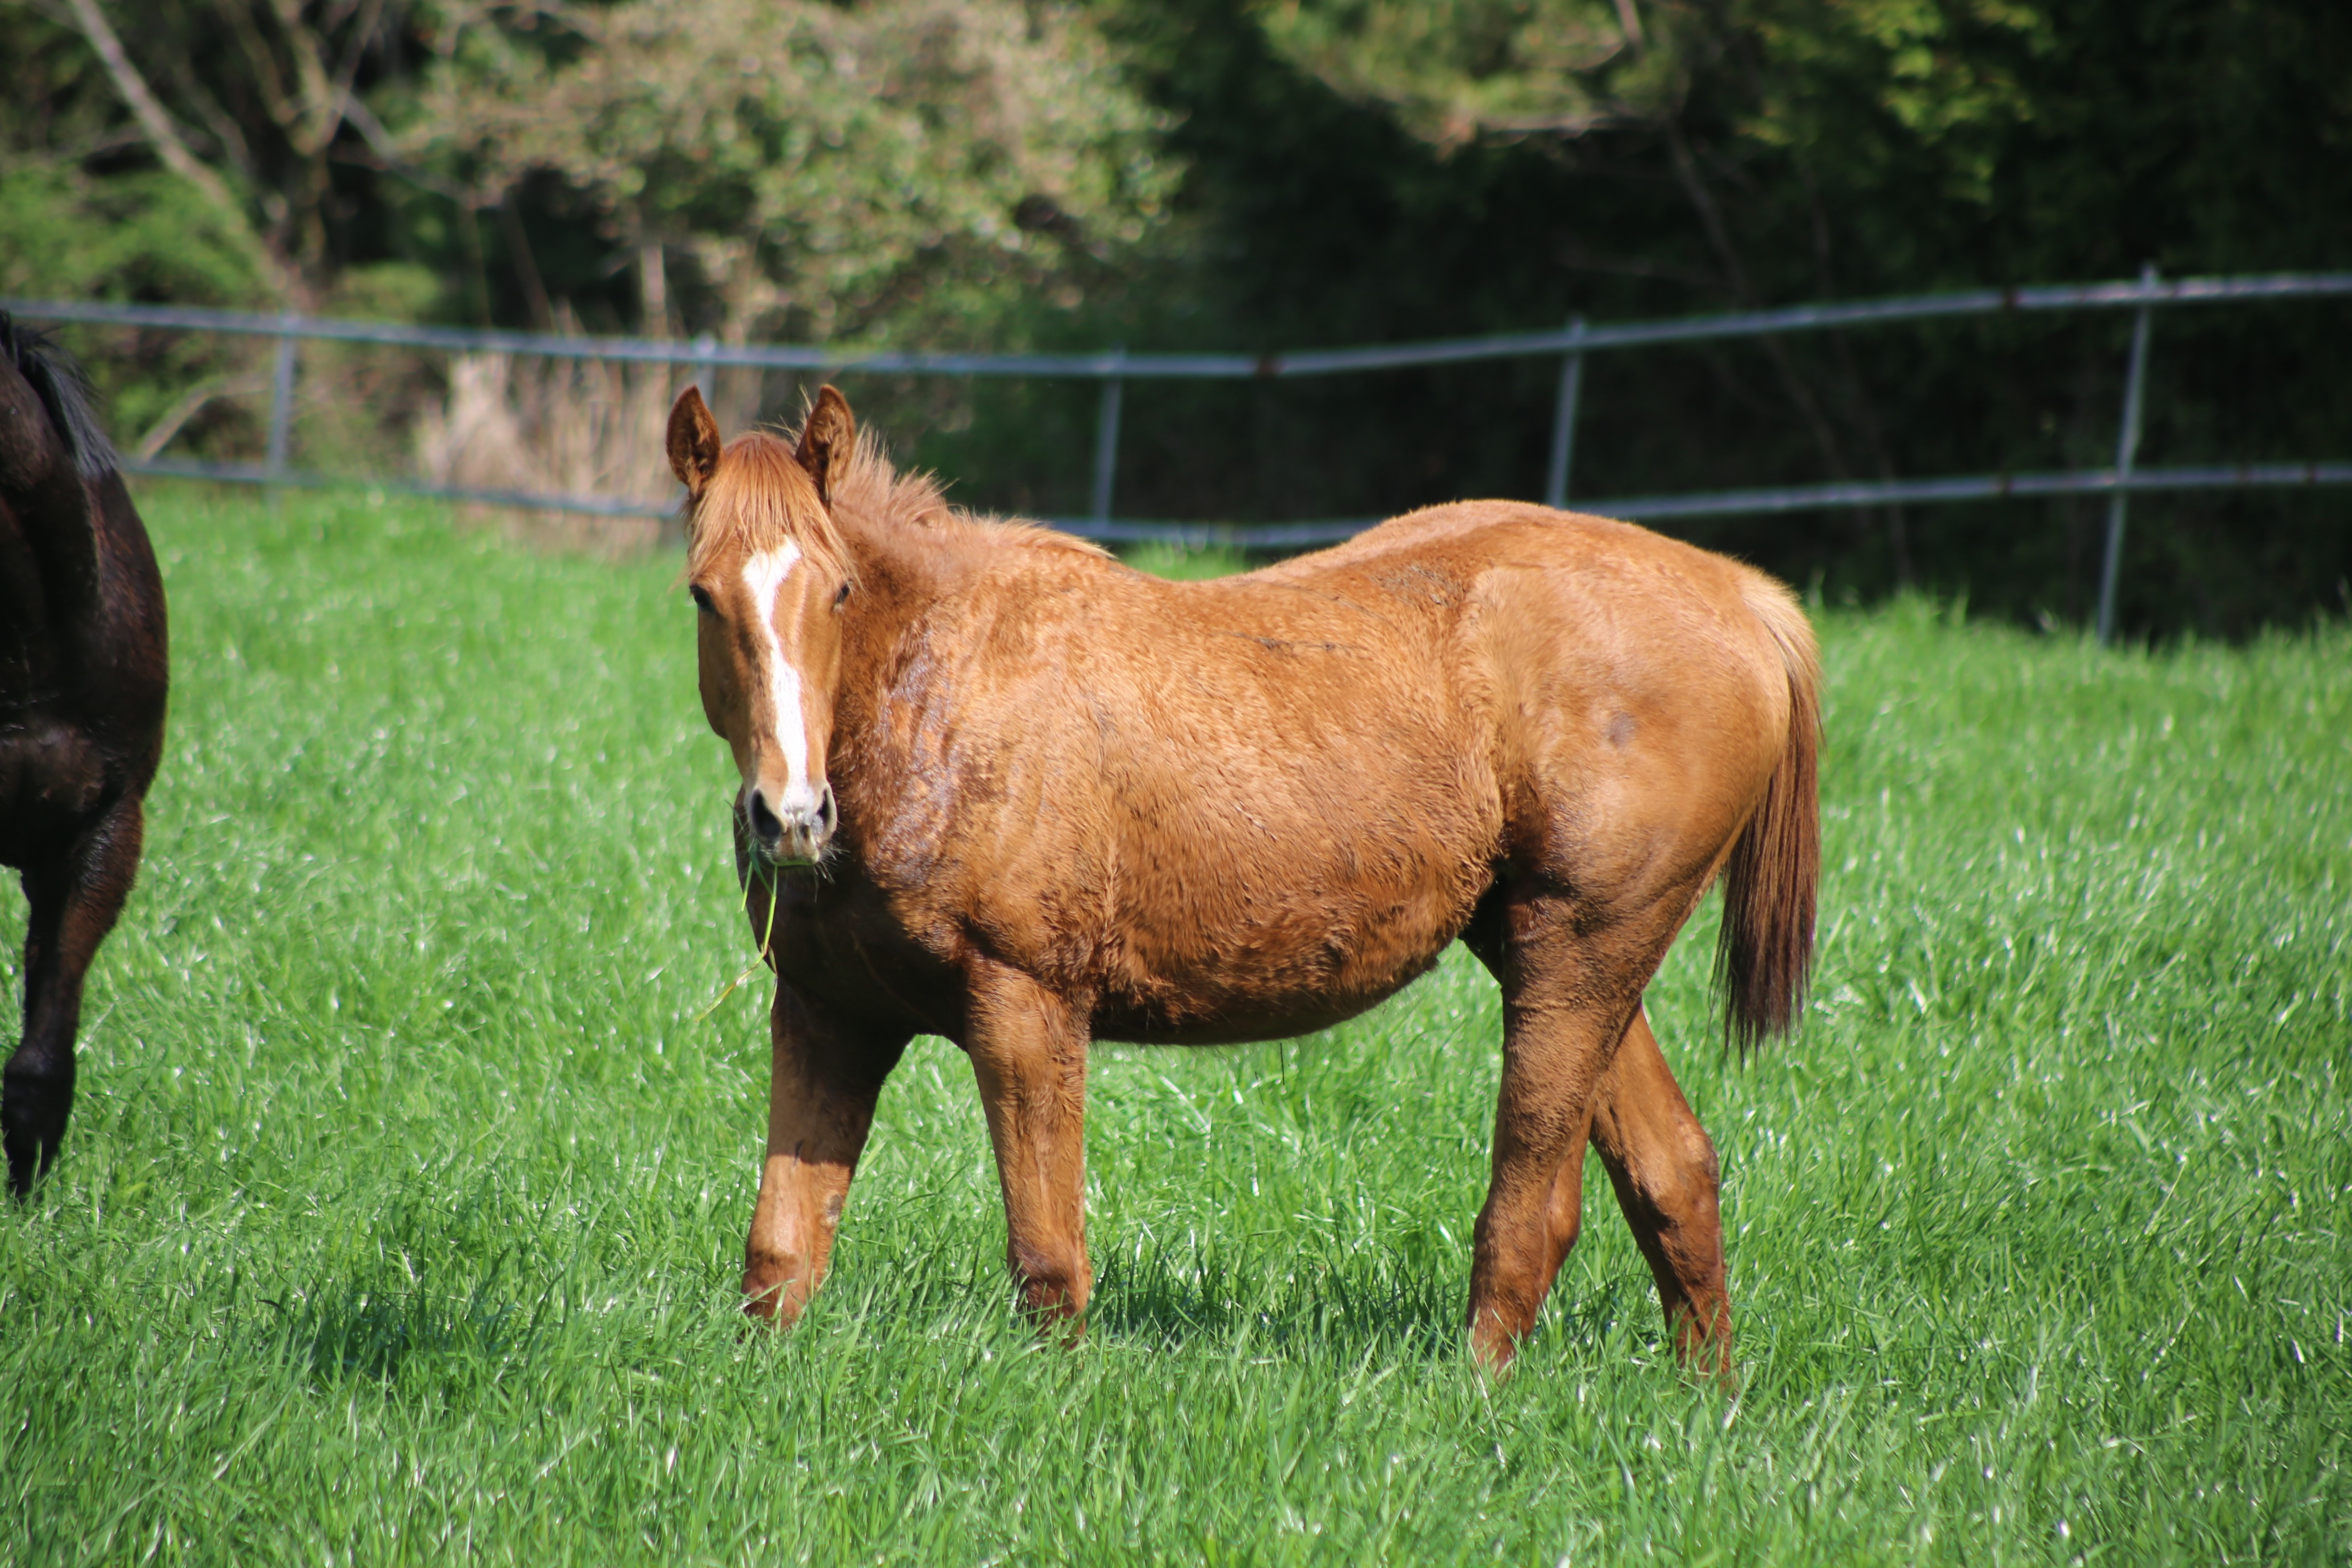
[794,386,855,506]
[667,386,721,499]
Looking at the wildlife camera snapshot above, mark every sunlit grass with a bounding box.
[1117,539,1256,580]
[1,486,2345,1564]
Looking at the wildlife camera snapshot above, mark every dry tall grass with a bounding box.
[415,350,707,555]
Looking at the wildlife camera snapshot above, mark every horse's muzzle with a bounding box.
[746,782,836,867]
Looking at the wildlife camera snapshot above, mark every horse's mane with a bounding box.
[826,420,1110,564]
[0,312,118,479]
[688,406,1110,582]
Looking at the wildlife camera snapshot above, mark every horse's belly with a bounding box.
[1088,854,1484,1046]
[1091,955,1443,1046]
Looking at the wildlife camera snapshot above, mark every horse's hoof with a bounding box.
[2,1108,63,1202]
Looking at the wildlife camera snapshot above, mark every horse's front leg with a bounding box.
[742,983,908,1324]
[962,961,1093,1323]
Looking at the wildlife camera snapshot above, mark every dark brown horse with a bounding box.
[0,316,167,1198]
[669,385,1817,1375]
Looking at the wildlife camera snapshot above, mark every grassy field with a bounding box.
[2,485,2346,1565]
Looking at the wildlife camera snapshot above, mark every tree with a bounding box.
[1250,0,1679,145]
[408,0,1177,345]
[1090,0,2350,632]
[27,0,442,302]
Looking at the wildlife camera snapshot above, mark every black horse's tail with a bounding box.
[0,311,118,479]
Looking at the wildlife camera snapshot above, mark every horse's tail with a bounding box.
[0,311,118,479]
[1715,577,1821,1053]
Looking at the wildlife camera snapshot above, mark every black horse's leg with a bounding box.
[4,799,144,1198]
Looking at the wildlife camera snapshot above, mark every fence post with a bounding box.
[1091,347,1126,527]
[2095,263,2159,646]
[265,313,298,499]
[1542,316,1587,510]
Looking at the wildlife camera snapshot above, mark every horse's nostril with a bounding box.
[748,790,785,844]
[815,784,837,833]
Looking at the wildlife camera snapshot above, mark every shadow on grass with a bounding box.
[262,1257,539,1386]
[1078,1239,1661,1365]
[1087,1248,1459,1359]
[257,1234,1665,1388]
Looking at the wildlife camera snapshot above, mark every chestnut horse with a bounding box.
[0,316,167,1198]
[668,386,1817,1374]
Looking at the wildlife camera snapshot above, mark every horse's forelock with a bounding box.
[687,432,854,585]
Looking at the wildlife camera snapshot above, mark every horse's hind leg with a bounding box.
[742,983,908,1324]
[4,800,144,1198]
[1498,1006,1731,1379]
[1590,1006,1734,1381]
[1465,891,1660,1371]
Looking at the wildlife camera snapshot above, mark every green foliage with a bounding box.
[7,0,2348,629]
[1078,0,2352,634]
[324,261,444,323]
[1252,0,1672,143]
[0,487,2346,1560]
[0,164,269,307]
[0,4,123,166]
[0,165,277,456]
[1736,0,2059,209]
[410,0,1178,344]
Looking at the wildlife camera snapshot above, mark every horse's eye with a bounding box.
[833,581,852,609]
[690,584,716,616]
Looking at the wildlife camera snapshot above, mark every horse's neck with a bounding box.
[828,507,1036,753]
[837,507,995,649]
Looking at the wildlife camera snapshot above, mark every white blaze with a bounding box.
[741,543,819,814]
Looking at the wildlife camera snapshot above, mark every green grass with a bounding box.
[1115,540,1256,581]
[2,485,2346,1564]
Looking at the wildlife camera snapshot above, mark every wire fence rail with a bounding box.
[12,265,2352,643]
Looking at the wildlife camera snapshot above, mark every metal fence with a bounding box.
[11,265,2352,643]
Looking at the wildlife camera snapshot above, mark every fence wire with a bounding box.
[10,267,2351,641]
